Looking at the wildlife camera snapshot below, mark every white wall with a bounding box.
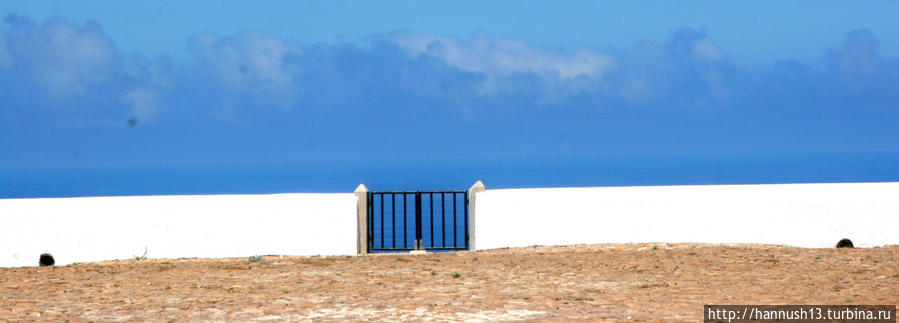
[475,182,899,250]
[0,193,357,267]
[4,182,897,267]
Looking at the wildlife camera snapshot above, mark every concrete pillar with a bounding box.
[468,180,486,251]
[354,184,369,255]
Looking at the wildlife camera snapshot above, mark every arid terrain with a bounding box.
[2,243,897,322]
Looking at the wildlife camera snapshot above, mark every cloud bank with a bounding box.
[1,15,897,168]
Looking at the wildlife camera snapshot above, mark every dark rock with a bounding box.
[39,253,55,266]
[836,239,854,248]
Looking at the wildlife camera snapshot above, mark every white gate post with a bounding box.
[354,184,369,255]
[468,180,486,251]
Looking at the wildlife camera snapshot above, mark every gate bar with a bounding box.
[415,193,422,249]
[453,192,457,247]
[464,191,469,249]
[391,193,396,248]
[380,193,384,248]
[429,192,433,248]
[403,193,409,248]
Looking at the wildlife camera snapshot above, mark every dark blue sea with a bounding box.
[1,152,897,198]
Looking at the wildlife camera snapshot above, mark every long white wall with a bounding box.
[474,182,899,250]
[0,193,357,267]
[4,182,897,267]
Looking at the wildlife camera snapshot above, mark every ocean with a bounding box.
[1,152,897,198]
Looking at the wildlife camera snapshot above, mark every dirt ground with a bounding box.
[1,243,897,322]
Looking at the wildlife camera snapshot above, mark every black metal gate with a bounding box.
[368,190,469,252]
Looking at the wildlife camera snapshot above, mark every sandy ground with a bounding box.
[1,243,897,322]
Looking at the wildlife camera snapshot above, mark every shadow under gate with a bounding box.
[367,190,469,252]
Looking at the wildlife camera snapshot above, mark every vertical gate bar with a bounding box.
[441,192,446,247]
[429,192,434,248]
[415,194,418,249]
[402,193,407,248]
[403,196,415,248]
[453,192,457,247]
[415,193,422,249]
[464,191,469,250]
[380,193,384,249]
[391,193,396,248]
[368,192,373,250]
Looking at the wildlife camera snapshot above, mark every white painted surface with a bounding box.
[0,193,357,267]
[475,182,899,250]
[3,182,897,267]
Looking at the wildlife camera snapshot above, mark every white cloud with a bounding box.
[691,38,723,62]
[826,29,884,87]
[9,18,118,98]
[389,32,614,93]
[189,32,300,109]
[123,89,159,123]
[1,16,175,126]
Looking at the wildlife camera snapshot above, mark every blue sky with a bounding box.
[1,1,898,197]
